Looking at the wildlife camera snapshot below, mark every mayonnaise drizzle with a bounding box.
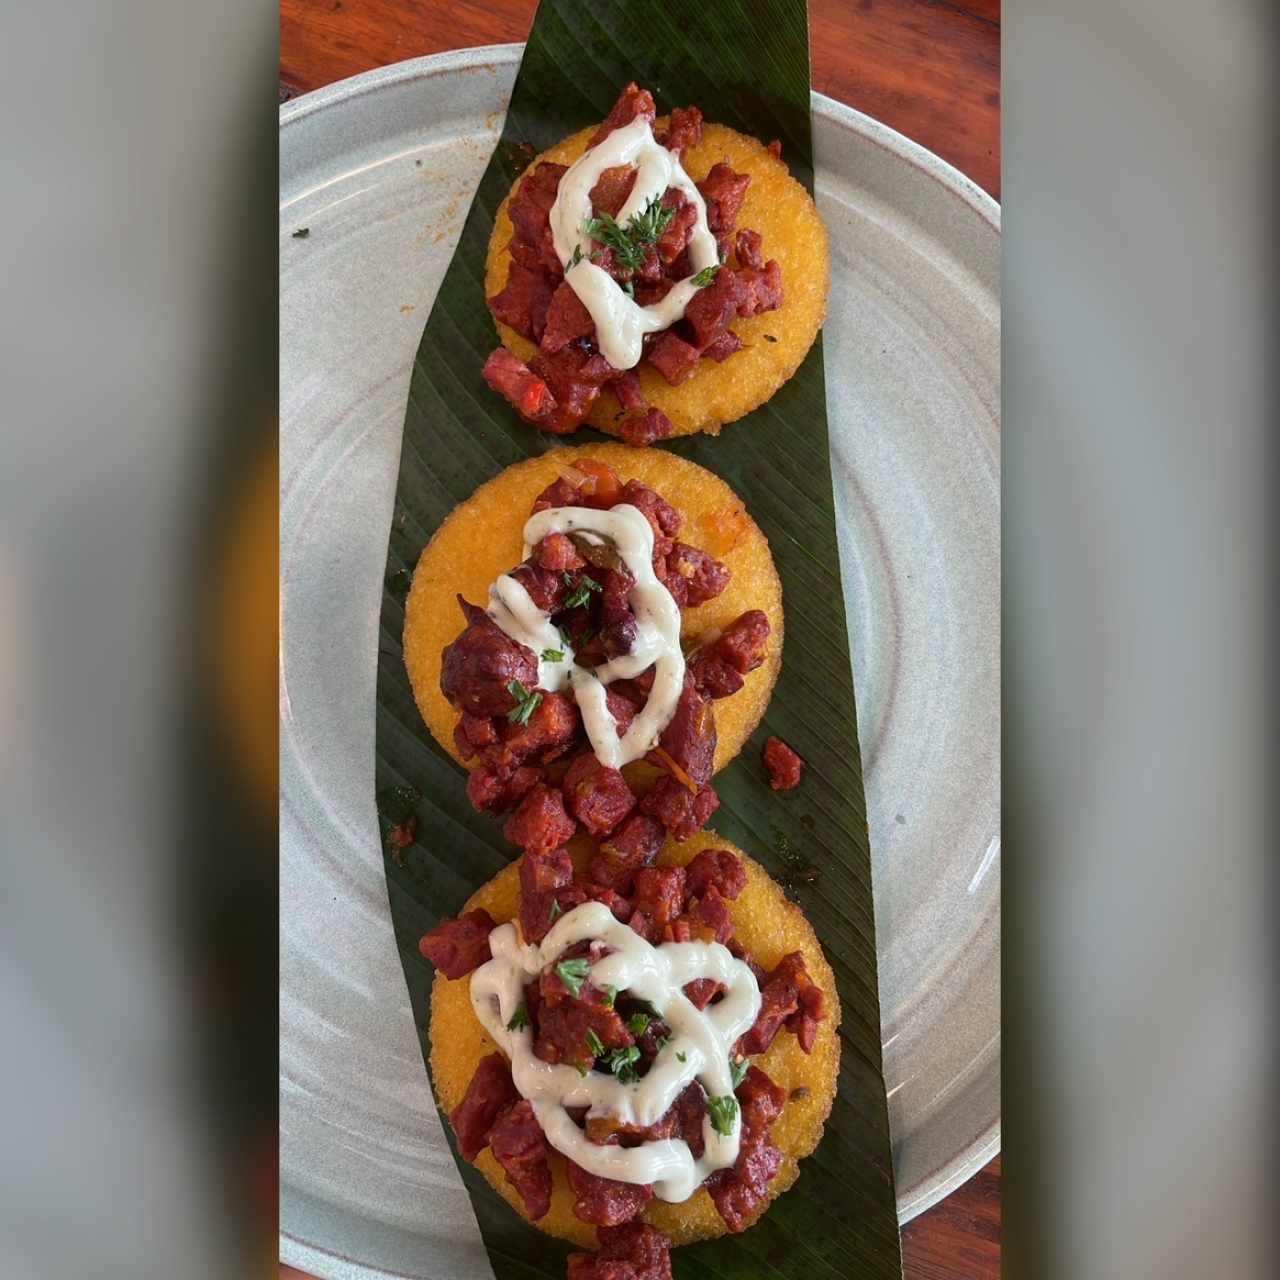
[469,902,761,1202]
[486,503,685,769]
[548,117,719,370]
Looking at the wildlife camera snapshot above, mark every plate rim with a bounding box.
[279,41,999,1273]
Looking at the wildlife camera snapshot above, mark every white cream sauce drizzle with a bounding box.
[485,504,685,769]
[469,902,761,1202]
[548,116,719,370]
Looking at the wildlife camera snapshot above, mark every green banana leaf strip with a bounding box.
[374,2,902,1276]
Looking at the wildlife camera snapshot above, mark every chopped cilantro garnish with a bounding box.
[627,1012,651,1036]
[707,1095,739,1137]
[608,1045,641,1084]
[585,1029,606,1058]
[675,1051,686,1063]
[691,263,720,288]
[581,196,677,273]
[622,280,635,299]
[506,1004,529,1031]
[576,1062,589,1077]
[548,898,562,922]
[729,1058,749,1089]
[557,624,573,649]
[506,679,542,726]
[566,243,585,270]
[563,573,602,610]
[541,647,565,663]
[582,211,644,270]
[600,984,617,1008]
[555,957,590,998]
[628,194,678,245]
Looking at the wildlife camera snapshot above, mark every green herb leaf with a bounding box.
[730,1057,749,1089]
[622,280,635,299]
[581,195,676,276]
[600,984,616,1008]
[506,1004,530,1031]
[626,1012,651,1036]
[566,243,585,270]
[675,1050,686,1063]
[555,957,590,998]
[585,1028,606,1057]
[562,573,602,610]
[548,898,562,922]
[540,647,565,662]
[607,1045,641,1084]
[576,1062,589,1077]
[505,679,542,726]
[582,211,645,271]
[707,1095,739,1137]
[627,193,677,245]
[691,263,720,287]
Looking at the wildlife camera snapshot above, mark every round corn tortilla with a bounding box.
[428,830,841,1248]
[403,443,783,777]
[484,119,829,437]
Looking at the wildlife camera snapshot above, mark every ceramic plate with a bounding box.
[281,46,999,1277]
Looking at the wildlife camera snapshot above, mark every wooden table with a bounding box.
[279,2,1001,1276]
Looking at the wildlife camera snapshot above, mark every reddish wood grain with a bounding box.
[902,1156,1002,1278]
[278,4,1000,1276]
[279,0,1000,197]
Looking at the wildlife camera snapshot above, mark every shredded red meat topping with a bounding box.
[448,1052,519,1161]
[436,460,766,857]
[688,608,771,698]
[566,1160,654,1226]
[483,84,785,438]
[685,846,748,901]
[763,735,805,790]
[440,597,539,717]
[568,1222,674,1280]
[417,909,495,979]
[488,1098,554,1219]
[736,950,827,1057]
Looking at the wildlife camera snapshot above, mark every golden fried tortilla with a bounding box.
[403,444,783,777]
[484,121,829,437]
[429,831,841,1247]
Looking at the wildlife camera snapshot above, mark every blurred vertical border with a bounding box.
[1,2,278,1276]
[1004,2,1275,1278]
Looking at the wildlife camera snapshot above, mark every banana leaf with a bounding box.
[374,2,902,1276]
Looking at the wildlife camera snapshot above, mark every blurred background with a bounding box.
[0,1,1273,1278]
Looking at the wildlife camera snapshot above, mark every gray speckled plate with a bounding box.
[281,46,999,1278]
